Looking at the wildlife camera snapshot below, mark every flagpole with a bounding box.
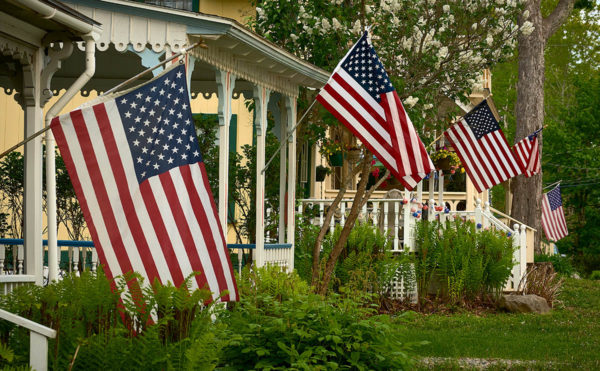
[0,41,205,160]
[260,98,318,175]
[543,180,561,190]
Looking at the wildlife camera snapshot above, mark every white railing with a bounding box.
[0,308,56,371]
[299,196,530,292]
[0,240,99,293]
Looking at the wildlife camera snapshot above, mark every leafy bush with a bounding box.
[222,266,416,370]
[590,271,600,280]
[413,219,515,305]
[535,253,575,276]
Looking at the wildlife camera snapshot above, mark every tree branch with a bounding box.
[543,0,576,42]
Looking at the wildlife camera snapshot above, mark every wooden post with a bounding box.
[216,70,236,238]
[23,50,44,285]
[285,96,297,269]
[253,86,270,268]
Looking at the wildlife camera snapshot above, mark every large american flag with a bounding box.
[512,130,541,178]
[444,100,521,193]
[317,32,433,190]
[542,185,568,242]
[51,64,238,301]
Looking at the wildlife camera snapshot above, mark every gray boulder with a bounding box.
[499,294,551,314]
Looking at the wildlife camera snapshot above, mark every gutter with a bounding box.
[21,0,102,281]
[45,39,96,282]
[19,0,102,40]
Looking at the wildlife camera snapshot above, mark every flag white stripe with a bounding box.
[147,177,198,290]
[492,131,520,176]
[319,89,398,172]
[80,107,149,279]
[481,135,509,183]
[446,126,486,192]
[57,114,123,278]
[329,73,390,144]
[170,168,220,298]
[103,100,174,285]
[190,163,237,300]
[457,121,492,189]
[541,199,555,240]
[385,92,412,176]
[476,136,502,185]
[337,69,386,120]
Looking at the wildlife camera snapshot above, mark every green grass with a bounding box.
[396,278,600,369]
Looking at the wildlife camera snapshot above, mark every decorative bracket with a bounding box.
[40,32,74,107]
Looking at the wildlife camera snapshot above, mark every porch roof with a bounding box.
[63,0,330,95]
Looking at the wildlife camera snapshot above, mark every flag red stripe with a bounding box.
[445,125,486,192]
[495,130,521,176]
[322,82,393,149]
[69,110,136,278]
[481,134,511,182]
[477,136,504,185]
[456,122,495,190]
[386,93,418,176]
[158,173,209,290]
[316,94,403,182]
[179,164,228,295]
[93,104,162,283]
[198,162,238,300]
[138,181,185,285]
[331,73,387,130]
[51,117,115,281]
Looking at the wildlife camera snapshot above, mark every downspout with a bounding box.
[46,39,96,282]
[19,0,102,39]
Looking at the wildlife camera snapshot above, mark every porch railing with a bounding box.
[0,308,56,371]
[298,196,529,291]
[0,239,293,292]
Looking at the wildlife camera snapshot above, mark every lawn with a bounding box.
[396,278,600,369]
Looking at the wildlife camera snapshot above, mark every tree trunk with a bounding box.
[511,0,575,254]
[317,153,373,295]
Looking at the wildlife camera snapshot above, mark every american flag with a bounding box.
[444,100,521,193]
[542,185,568,242]
[51,64,238,301]
[317,32,433,190]
[512,131,541,178]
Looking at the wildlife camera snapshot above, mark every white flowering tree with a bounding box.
[250,0,533,293]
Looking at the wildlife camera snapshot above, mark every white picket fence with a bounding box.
[298,196,529,292]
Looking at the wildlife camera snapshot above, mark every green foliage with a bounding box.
[237,265,310,305]
[0,151,24,238]
[222,266,416,370]
[534,253,575,276]
[589,270,600,280]
[413,219,515,305]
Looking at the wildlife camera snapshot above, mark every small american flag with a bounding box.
[51,64,238,301]
[317,32,433,190]
[542,185,568,242]
[512,131,541,178]
[444,100,521,193]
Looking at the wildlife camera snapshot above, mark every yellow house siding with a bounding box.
[199,0,254,23]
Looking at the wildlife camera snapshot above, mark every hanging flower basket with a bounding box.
[329,152,344,167]
[434,157,452,171]
[315,165,330,182]
[347,147,361,163]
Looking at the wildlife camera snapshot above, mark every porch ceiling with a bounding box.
[62,0,330,95]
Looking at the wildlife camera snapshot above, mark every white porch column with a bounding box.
[285,96,297,269]
[23,50,44,285]
[278,100,287,244]
[253,86,270,267]
[215,70,236,235]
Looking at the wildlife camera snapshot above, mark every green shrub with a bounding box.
[535,253,575,276]
[222,272,416,370]
[413,219,515,305]
[590,271,600,280]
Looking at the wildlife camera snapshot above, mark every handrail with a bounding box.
[0,308,56,371]
[0,238,94,247]
[0,309,56,339]
[488,207,537,232]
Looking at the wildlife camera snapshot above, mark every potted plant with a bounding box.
[321,139,344,167]
[315,165,331,182]
[346,145,361,163]
[431,147,463,174]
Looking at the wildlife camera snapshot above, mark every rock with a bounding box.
[572,272,581,279]
[499,294,551,314]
